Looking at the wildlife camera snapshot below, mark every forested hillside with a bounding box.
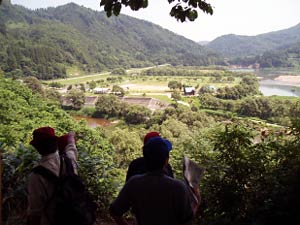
[230,41,300,68]
[207,23,300,59]
[0,0,224,80]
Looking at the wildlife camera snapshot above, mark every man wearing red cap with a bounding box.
[125,131,174,182]
[27,127,78,225]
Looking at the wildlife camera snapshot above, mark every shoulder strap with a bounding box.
[32,166,59,181]
[60,153,75,176]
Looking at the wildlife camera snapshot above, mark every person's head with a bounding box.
[143,136,172,172]
[144,131,160,145]
[30,127,58,156]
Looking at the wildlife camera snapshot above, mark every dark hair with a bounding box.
[143,142,169,171]
[32,137,58,156]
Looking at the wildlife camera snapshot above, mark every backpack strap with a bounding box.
[32,166,59,181]
[60,152,75,176]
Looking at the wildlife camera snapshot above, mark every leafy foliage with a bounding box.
[0,76,119,224]
[216,75,260,100]
[66,89,85,110]
[95,94,151,124]
[100,0,213,22]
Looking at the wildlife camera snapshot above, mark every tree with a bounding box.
[89,80,97,90]
[171,91,181,101]
[95,94,124,117]
[23,76,44,96]
[168,80,182,90]
[124,105,151,124]
[66,89,85,109]
[108,128,142,168]
[79,83,86,92]
[100,0,213,22]
[0,20,6,35]
[112,85,125,96]
[289,100,300,134]
[199,84,215,94]
[45,89,62,105]
[111,68,126,75]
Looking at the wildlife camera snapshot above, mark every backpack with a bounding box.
[32,154,97,225]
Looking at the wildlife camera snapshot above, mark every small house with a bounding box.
[183,87,195,96]
[93,87,110,94]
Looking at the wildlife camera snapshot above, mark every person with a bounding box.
[27,127,78,225]
[110,136,200,225]
[125,131,174,182]
[57,133,78,174]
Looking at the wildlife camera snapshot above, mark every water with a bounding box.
[73,115,112,128]
[257,69,300,97]
[231,68,300,97]
[259,81,300,97]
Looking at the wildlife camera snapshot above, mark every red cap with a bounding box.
[144,131,160,144]
[30,127,57,145]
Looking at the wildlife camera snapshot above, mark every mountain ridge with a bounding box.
[0,1,224,80]
[207,22,300,58]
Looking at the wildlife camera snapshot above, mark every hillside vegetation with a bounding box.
[2,69,300,225]
[207,23,300,68]
[207,23,300,58]
[230,41,300,68]
[2,1,300,224]
[0,0,224,80]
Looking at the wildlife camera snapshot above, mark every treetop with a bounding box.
[100,0,213,22]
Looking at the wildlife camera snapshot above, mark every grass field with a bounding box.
[46,66,242,104]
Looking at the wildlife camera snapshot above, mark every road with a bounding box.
[48,64,171,84]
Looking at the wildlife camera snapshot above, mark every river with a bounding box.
[231,68,300,97]
[259,79,300,97]
[73,115,113,128]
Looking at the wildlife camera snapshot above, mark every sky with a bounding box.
[11,0,300,42]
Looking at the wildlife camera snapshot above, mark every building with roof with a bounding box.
[183,87,195,95]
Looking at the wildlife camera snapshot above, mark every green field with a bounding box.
[46,67,240,98]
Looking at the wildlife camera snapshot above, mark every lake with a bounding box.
[73,115,112,128]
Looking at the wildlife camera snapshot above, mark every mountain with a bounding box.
[0,0,224,80]
[198,41,210,46]
[207,23,300,58]
[228,40,300,68]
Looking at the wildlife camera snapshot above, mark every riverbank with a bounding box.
[274,75,300,86]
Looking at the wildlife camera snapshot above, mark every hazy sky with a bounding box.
[11,0,300,42]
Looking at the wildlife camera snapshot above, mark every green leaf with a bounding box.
[113,2,122,16]
[100,0,107,7]
[142,0,148,8]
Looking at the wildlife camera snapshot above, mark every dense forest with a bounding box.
[207,23,300,58]
[0,0,224,80]
[207,23,300,68]
[229,41,300,68]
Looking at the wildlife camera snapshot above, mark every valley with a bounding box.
[1,1,300,225]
